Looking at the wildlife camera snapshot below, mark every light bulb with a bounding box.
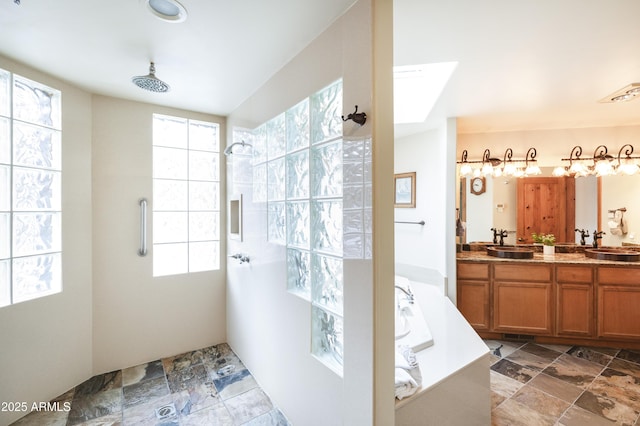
[459,163,472,177]
[552,166,567,177]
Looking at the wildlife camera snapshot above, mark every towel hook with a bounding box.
[342,105,367,126]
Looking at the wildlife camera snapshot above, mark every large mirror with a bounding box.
[458,168,640,248]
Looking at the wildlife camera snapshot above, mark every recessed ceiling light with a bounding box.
[145,0,187,23]
[599,83,640,103]
[393,62,458,124]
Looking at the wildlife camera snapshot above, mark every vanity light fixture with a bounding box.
[502,148,518,176]
[558,145,589,177]
[457,147,541,178]
[524,147,542,176]
[557,144,640,177]
[593,145,615,176]
[600,83,640,103]
[145,0,188,23]
[617,144,640,176]
[458,150,473,177]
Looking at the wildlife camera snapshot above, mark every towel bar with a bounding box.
[395,220,425,225]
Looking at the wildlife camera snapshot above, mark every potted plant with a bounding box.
[540,233,556,255]
[531,233,543,245]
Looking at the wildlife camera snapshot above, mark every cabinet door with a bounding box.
[597,267,640,339]
[457,280,490,330]
[493,281,553,334]
[557,283,593,336]
[556,266,593,337]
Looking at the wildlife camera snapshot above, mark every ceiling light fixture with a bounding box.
[599,83,640,103]
[132,62,170,93]
[145,0,187,23]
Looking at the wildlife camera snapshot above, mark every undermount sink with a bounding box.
[486,246,534,259]
[585,248,640,262]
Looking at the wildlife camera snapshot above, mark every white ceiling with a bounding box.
[2,0,640,137]
[0,0,357,115]
[394,0,640,135]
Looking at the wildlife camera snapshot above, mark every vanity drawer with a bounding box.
[457,262,489,280]
[599,267,640,285]
[557,266,593,284]
[494,264,551,282]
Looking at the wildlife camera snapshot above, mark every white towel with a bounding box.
[396,345,422,386]
[395,368,418,400]
[395,345,422,400]
[395,368,417,399]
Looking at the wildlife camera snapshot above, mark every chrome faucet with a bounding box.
[575,228,589,246]
[592,230,605,248]
[394,285,414,304]
[229,253,251,264]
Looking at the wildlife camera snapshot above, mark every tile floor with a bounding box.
[11,343,290,426]
[13,339,640,425]
[487,339,640,425]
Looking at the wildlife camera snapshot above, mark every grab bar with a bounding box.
[138,198,147,257]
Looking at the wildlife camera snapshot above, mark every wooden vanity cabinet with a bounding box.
[597,267,640,340]
[457,263,490,331]
[556,266,594,337]
[493,264,553,335]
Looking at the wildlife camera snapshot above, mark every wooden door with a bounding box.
[517,177,575,243]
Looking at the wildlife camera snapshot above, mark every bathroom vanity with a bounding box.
[457,246,640,349]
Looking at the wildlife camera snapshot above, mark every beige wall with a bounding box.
[91,96,227,373]
[0,55,93,426]
[0,55,229,425]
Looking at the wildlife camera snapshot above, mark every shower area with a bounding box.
[226,78,373,374]
[222,2,385,424]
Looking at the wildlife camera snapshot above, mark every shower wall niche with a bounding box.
[240,79,372,375]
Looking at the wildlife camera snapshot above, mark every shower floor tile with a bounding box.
[10,343,290,426]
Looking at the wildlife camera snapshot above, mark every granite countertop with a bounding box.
[457,249,640,266]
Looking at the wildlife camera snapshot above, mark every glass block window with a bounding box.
[249,79,350,375]
[152,114,220,277]
[0,69,62,307]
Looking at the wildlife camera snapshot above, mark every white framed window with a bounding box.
[0,68,63,307]
[152,114,220,276]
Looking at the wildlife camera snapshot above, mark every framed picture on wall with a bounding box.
[394,172,416,208]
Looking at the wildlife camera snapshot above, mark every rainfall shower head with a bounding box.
[132,62,170,93]
[224,140,253,156]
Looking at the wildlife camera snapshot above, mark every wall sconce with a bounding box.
[593,145,615,176]
[457,147,541,178]
[481,149,501,176]
[459,150,473,177]
[524,147,542,176]
[617,144,640,175]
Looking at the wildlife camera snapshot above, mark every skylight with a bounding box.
[393,62,458,124]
